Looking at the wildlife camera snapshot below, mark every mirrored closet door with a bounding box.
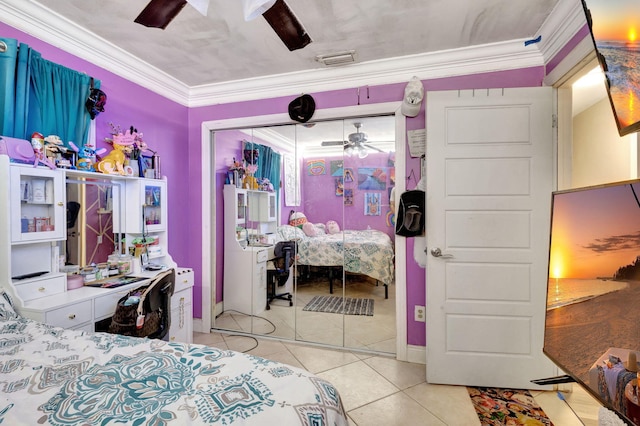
[213,116,396,354]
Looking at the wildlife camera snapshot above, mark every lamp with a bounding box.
[243,0,277,21]
[357,145,369,159]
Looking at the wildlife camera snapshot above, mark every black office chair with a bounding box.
[266,241,296,310]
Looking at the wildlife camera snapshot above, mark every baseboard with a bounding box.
[194,302,224,333]
[193,318,203,333]
[406,345,426,365]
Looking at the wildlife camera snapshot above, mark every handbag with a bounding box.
[108,285,162,338]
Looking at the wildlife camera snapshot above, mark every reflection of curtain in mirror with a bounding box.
[242,141,281,189]
[284,154,300,206]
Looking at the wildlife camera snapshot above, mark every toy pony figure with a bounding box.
[96,128,136,175]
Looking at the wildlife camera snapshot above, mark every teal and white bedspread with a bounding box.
[0,316,348,425]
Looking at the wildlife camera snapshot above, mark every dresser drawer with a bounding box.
[45,300,92,329]
[174,268,194,293]
[14,275,66,302]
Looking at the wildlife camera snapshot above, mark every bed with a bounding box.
[276,225,395,298]
[0,291,347,425]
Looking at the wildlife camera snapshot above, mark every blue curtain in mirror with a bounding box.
[0,37,96,148]
[243,140,282,190]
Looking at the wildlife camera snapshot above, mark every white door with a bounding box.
[425,87,557,388]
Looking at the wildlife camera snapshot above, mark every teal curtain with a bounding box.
[0,37,96,148]
[244,140,282,190]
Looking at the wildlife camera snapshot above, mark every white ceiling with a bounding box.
[16,0,564,89]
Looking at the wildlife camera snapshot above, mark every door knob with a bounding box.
[430,248,453,258]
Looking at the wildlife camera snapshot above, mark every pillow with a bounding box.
[277,225,305,241]
[326,220,340,234]
[302,222,316,237]
[314,223,327,235]
[289,212,307,228]
[0,289,19,320]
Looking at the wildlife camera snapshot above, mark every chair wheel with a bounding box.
[289,301,293,306]
[266,304,271,310]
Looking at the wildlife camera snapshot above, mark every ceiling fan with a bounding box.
[134,0,311,51]
[321,122,386,158]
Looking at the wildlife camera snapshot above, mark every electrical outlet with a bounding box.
[414,305,425,322]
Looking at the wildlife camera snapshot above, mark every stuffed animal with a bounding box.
[96,129,136,175]
[73,142,106,172]
[326,220,340,234]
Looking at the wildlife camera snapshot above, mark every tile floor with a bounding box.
[193,331,604,425]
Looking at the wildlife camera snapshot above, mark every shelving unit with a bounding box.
[0,155,192,341]
[222,185,279,315]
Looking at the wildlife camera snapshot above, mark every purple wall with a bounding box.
[189,66,546,346]
[6,19,574,347]
[0,23,191,270]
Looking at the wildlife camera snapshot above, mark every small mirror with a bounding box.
[64,175,123,269]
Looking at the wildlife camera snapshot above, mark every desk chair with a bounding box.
[266,241,295,310]
[108,268,175,340]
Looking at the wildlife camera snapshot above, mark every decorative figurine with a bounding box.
[30,132,56,169]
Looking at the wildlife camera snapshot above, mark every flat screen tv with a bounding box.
[581,0,640,136]
[543,179,640,425]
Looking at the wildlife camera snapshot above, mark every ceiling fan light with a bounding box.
[243,0,277,21]
[345,145,354,156]
[357,145,368,159]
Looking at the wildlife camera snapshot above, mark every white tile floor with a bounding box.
[193,331,604,425]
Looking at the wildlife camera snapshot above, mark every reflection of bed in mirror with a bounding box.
[276,225,395,298]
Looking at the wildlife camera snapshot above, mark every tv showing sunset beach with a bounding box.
[582,0,640,136]
[544,179,640,425]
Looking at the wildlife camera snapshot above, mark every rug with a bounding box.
[302,295,374,316]
[467,387,554,426]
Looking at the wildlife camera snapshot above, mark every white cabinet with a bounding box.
[168,267,194,343]
[123,178,167,233]
[10,164,65,243]
[248,190,277,222]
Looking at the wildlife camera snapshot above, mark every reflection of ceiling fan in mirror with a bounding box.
[321,122,385,158]
[134,0,311,51]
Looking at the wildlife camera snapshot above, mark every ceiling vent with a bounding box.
[315,50,356,66]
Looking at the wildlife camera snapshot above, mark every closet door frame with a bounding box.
[200,102,409,360]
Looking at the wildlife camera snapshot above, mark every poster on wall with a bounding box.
[284,155,300,206]
[344,168,355,183]
[306,159,326,175]
[358,167,387,190]
[364,193,381,216]
[335,177,344,196]
[344,189,353,206]
[330,160,343,176]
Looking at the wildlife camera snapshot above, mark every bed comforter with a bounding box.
[293,229,395,285]
[0,314,347,425]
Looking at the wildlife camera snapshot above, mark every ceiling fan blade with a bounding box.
[134,0,188,29]
[262,0,312,51]
[321,140,346,146]
[363,143,385,153]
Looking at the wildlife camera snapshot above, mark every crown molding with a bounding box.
[188,40,545,107]
[0,0,190,105]
[2,0,581,108]
[537,0,588,65]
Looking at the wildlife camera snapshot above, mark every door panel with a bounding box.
[426,87,556,389]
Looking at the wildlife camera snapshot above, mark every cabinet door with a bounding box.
[141,180,167,232]
[10,166,65,242]
[169,288,193,343]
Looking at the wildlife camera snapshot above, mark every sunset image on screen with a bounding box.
[585,0,640,130]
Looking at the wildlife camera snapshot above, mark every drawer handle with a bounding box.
[68,314,76,320]
[182,279,188,283]
[170,336,175,341]
[57,201,64,206]
[38,287,45,292]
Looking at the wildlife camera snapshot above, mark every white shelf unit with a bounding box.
[0,156,190,339]
[223,185,279,316]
